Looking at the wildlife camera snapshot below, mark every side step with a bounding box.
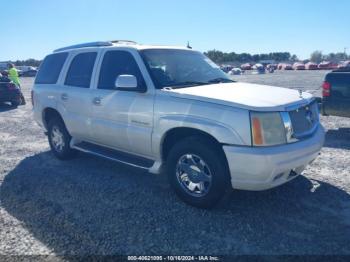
[72,141,154,170]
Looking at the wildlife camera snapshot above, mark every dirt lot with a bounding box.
[0,71,350,256]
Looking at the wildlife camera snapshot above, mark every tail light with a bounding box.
[322,81,331,97]
[31,90,34,106]
[7,83,17,90]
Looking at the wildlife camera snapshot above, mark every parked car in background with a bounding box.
[241,63,252,70]
[0,63,8,71]
[322,68,350,118]
[0,73,23,107]
[338,61,350,69]
[266,64,277,70]
[318,61,331,70]
[282,63,293,70]
[32,40,324,208]
[293,62,305,70]
[228,68,242,75]
[220,65,233,73]
[252,63,265,74]
[305,62,318,70]
[21,69,38,77]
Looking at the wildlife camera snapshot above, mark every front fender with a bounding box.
[152,114,247,160]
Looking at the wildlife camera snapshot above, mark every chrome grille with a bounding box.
[289,101,319,139]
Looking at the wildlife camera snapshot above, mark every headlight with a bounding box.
[250,112,287,146]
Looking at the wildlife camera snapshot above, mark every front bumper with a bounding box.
[223,124,325,191]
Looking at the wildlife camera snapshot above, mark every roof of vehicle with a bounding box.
[53,40,191,53]
[331,68,350,73]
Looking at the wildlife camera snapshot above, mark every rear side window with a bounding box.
[327,73,350,98]
[35,53,68,84]
[65,52,97,88]
[98,50,145,90]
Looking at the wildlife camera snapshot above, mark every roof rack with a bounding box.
[54,41,113,52]
[53,40,137,53]
[110,40,137,45]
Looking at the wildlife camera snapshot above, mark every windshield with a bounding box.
[140,49,233,89]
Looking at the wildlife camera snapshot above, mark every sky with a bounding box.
[1,0,349,61]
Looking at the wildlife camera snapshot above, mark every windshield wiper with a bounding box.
[167,81,209,89]
[207,78,234,84]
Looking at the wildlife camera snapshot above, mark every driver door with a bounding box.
[89,50,154,158]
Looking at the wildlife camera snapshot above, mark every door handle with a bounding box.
[61,93,68,101]
[93,97,101,105]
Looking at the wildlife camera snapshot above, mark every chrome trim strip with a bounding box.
[280,112,297,143]
[72,145,150,170]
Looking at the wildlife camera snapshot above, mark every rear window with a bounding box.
[65,52,97,88]
[35,53,68,84]
[327,73,350,98]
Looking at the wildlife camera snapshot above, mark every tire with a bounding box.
[47,117,77,160]
[20,94,26,105]
[11,100,20,107]
[166,137,230,208]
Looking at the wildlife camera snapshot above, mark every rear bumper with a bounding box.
[223,124,325,191]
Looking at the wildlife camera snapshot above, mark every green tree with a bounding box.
[310,51,323,63]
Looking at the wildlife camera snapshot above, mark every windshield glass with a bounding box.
[140,49,233,89]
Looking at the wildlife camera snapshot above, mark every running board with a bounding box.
[72,141,154,170]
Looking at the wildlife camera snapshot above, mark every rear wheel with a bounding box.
[166,137,230,208]
[47,117,77,160]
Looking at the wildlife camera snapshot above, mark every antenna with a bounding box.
[187,41,192,49]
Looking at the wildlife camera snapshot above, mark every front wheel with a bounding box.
[166,137,230,208]
[47,117,77,160]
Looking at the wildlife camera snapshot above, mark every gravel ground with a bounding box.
[0,72,350,257]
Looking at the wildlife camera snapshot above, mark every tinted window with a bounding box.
[328,73,350,98]
[65,52,97,88]
[98,51,145,90]
[35,53,68,84]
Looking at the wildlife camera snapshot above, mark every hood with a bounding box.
[164,82,314,111]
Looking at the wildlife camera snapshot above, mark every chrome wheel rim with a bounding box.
[51,126,65,152]
[175,154,212,197]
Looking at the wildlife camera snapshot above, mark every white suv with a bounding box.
[32,40,325,208]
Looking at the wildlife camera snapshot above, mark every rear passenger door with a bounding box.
[89,49,154,158]
[326,73,350,117]
[58,51,98,140]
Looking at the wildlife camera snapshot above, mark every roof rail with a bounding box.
[53,41,113,53]
[110,40,137,45]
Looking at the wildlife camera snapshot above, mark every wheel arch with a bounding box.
[161,127,227,163]
[42,107,65,130]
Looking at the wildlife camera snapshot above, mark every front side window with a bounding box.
[35,52,68,84]
[65,52,97,88]
[98,51,146,90]
[140,49,233,89]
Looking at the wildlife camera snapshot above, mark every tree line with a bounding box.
[4,50,350,67]
[204,50,296,64]
[310,51,349,64]
[204,50,349,64]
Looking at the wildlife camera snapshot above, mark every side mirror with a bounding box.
[115,75,138,90]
